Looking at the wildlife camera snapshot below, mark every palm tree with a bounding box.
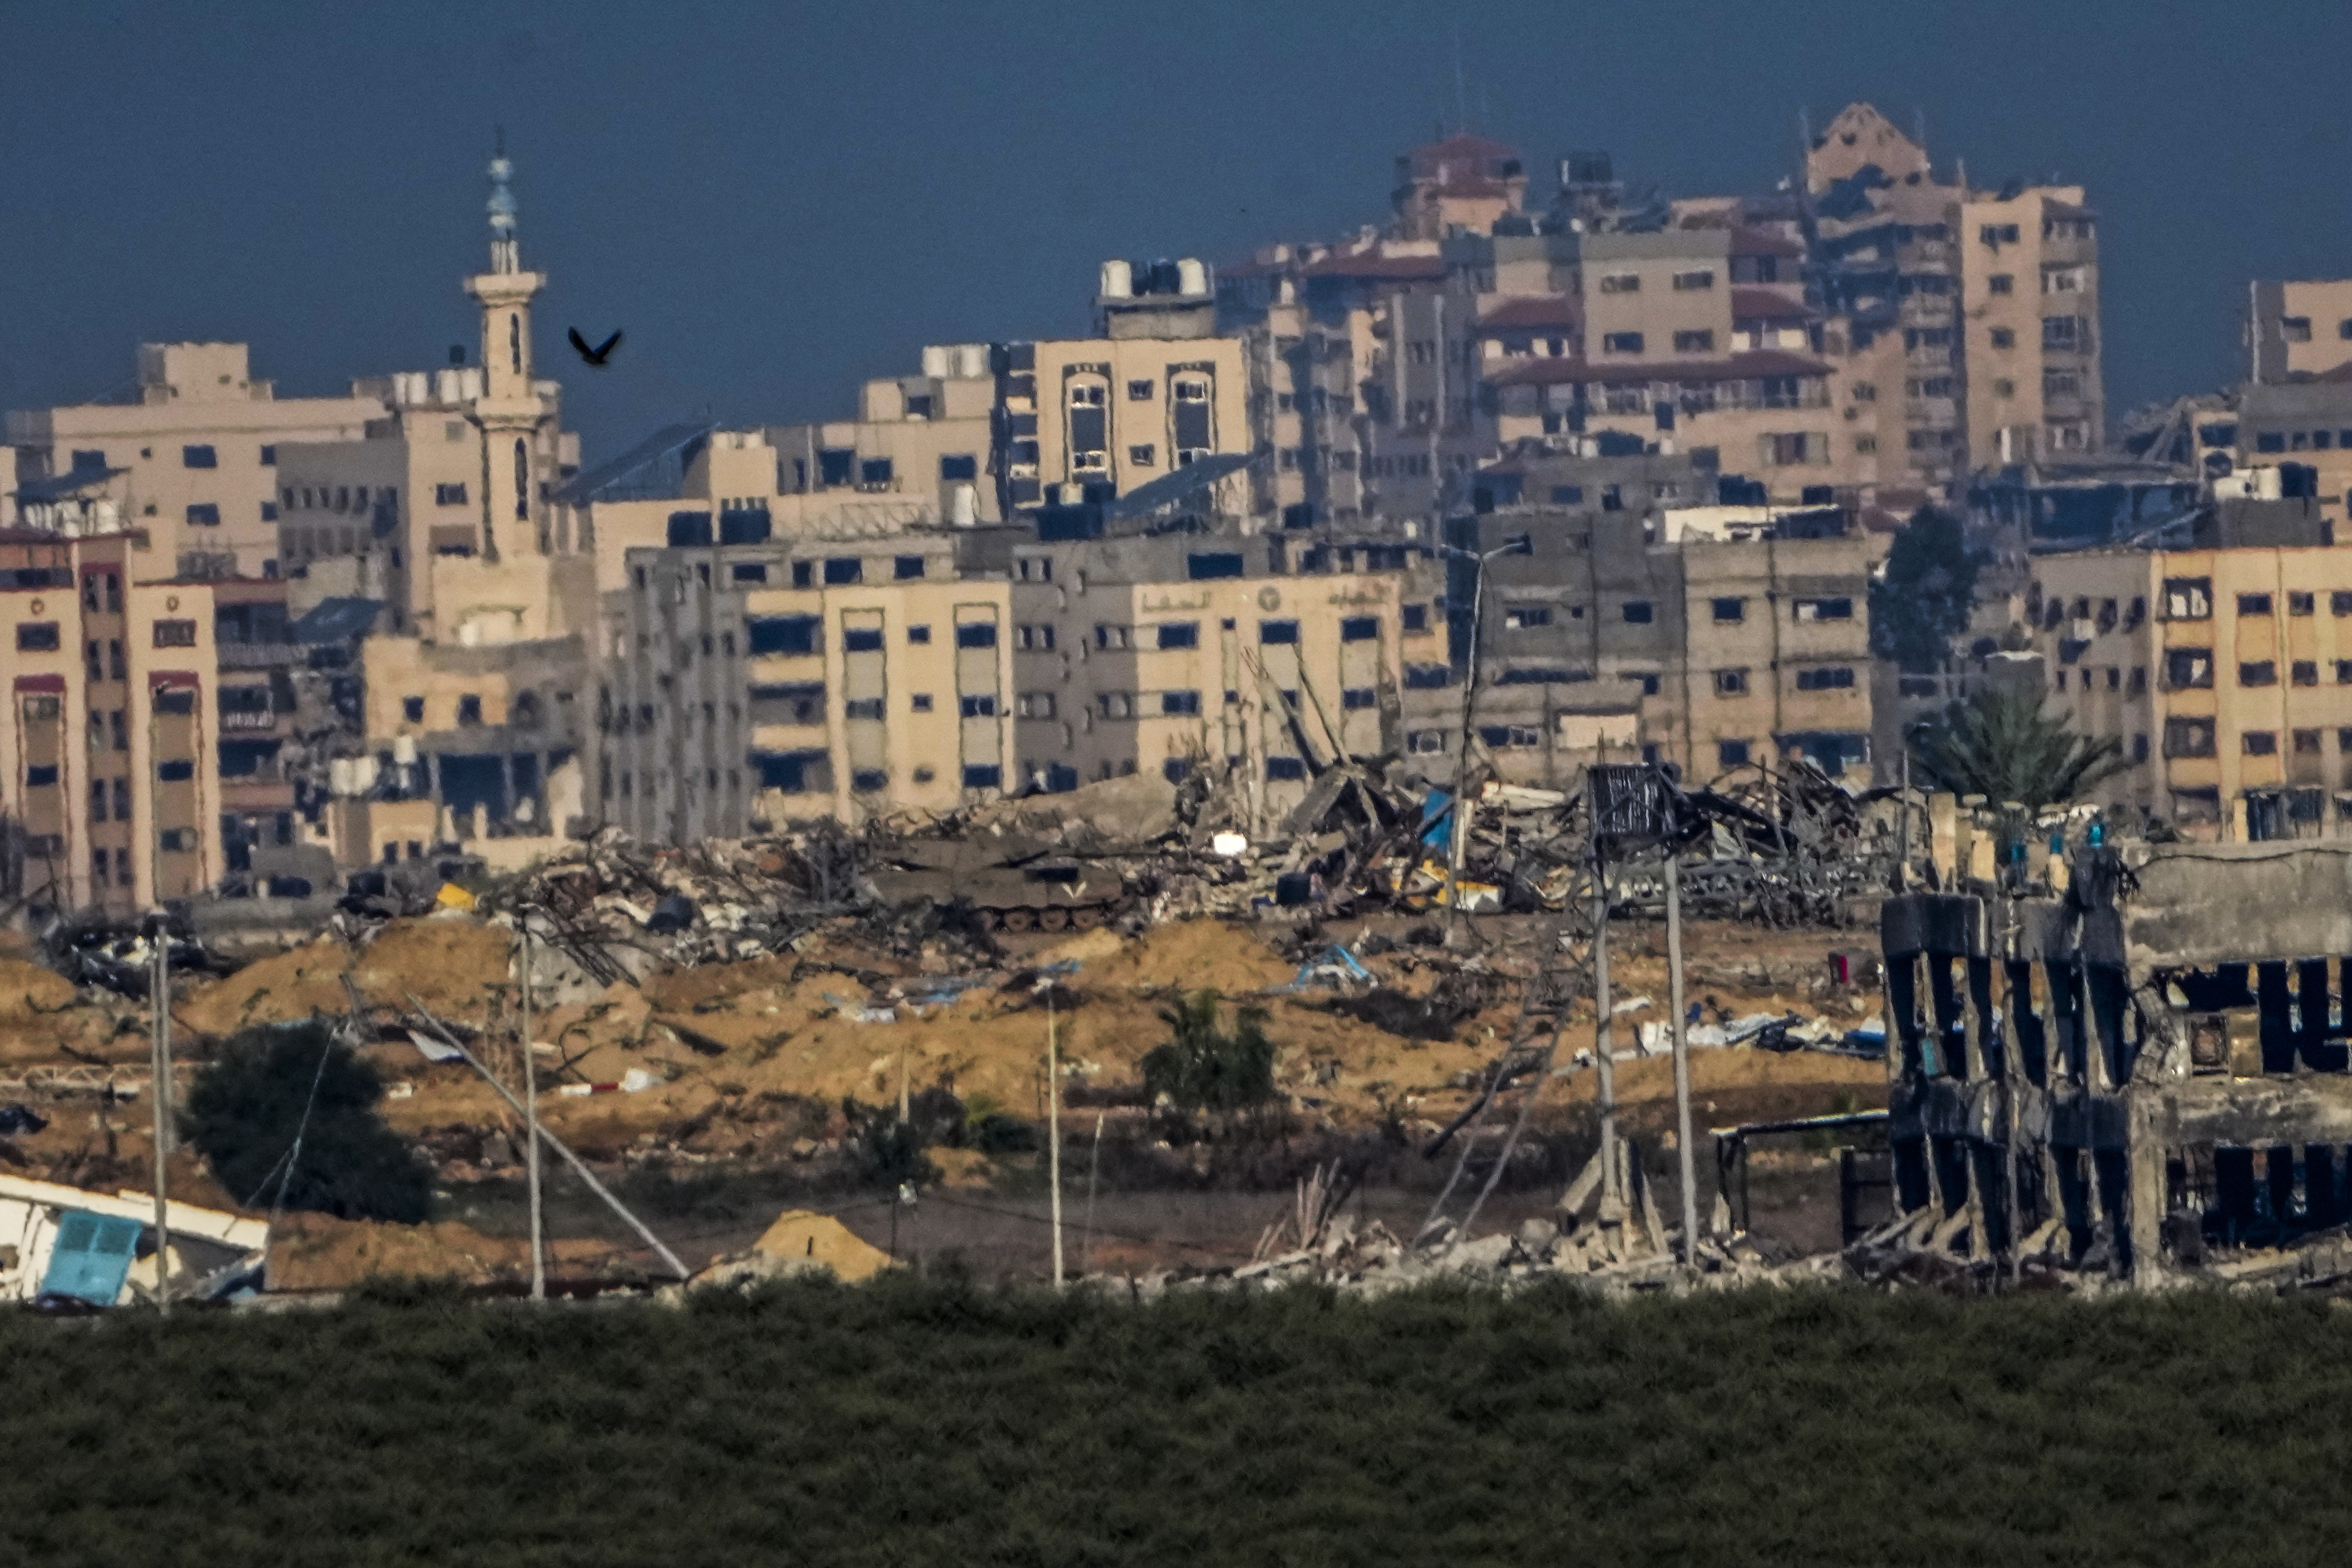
[1906,686,2129,809]
[1141,990,1277,1130]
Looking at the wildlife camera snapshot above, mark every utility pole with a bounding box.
[1046,988,1065,1289]
[1665,854,1700,1264]
[149,917,171,1316]
[520,918,545,1303]
[1590,856,1619,1211]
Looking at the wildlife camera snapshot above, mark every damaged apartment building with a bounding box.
[1881,835,2352,1283]
[1386,448,1875,790]
[600,507,1407,837]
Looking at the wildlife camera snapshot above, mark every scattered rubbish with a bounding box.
[434,883,477,912]
[0,1105,49,1136]
[1211,832,1249,858]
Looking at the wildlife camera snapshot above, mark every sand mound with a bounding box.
[739,1208,895,1283]
[177,917,518,1039]
[267,1212,631,1290]
[1078,920,1296,994]
[0,958,78,1025]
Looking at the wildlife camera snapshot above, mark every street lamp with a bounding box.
[1435,531,1533,942]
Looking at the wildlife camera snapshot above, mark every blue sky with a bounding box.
[4,0,2346,459]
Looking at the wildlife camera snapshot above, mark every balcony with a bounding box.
[216,640,294,670]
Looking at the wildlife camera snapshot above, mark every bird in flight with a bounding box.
[569,328,623,367]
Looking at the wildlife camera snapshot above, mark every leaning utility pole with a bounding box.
[1590,854,1619,1212]
[1665,855,1700,1263]
[149,918,171,1315]
[520,918,545,1302]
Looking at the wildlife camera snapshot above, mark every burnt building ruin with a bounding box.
[1880,840,2352,1283]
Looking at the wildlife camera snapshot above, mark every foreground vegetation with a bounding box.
[6,1278,2351,1565]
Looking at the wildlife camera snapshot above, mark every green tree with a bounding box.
[1906,686,2130,809]
[184,1022,431,1221]
[1141,991,1277,1125]
[1869,506,1985,674]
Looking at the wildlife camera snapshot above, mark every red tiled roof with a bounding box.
[1298,252,1446,280]
[1475,295,1582,332]
[1488,349,1832,388]
[1730,225,1806,259]
[1730,288,1815,321]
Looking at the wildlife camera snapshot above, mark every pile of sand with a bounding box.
[176,917,519,1038]
[719,1213,893,1279]
[266,1212,634,1291]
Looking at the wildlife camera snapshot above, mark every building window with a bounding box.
[2281,316,2314,343]
[2244,730,2279,756]
[1259,620,1299,645]
[1016,624,1056,651]
[2163,717,2216,758]
[852,769,888,793]
[907,624,931,644]
[1989,328,2015,350]
[1128,444,1156,467]
[1713,669,1748,696]
[1672,330,1715,354]
[2238,592,2274,617]
[1671,270,1714,291]
[1620,601,1653,624]
[910,694,933,713]
[434,482,467,506]
[1795,666,1855,691]
[1161,690,1202,716]
[1265,756,1307,781]
[1602,332,1644,355]
[1988,275,2014,295]
[2240,660,2278,687]
[956,622,997,649]
[15,623,60,652]
[1157,622,1199,650]
[1504,607,1552,630]
[859,458,893,488]
[186,503,220,527]
[1096,692,1135,719]
[1068,380,1109,473]
[152,619,196,647]
[1341,687,1376,710]
[941,454,978,481]
[962,765,1003,790]
[1598,274,1641,294]
[844,699,885,721]
[1712,597,1745,624]
[2294,661,2320,687]
[1016,693,1056,719]
[823,557,862,585]
[960,695,999,718]
[2042,316,2083,351]
[1126,379,1154,401]
[894,555,925,580]
[402,695,425,723]
[1340,616,1380,642]
[182,444,217,468]
[1792,597,1852,622]
[2294,728,2323,755]
[1717,739,1751,768]
[1401,604,1428,632]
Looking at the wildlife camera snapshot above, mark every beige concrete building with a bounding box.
[765,344,999,528]
[599,527,1407,836]
[7,343,383,580]
[2028,543,2352,838]
[1408,452,1874,790]
[994,280,1250,515]
[0,529,222,921]
[2250,279,2352,383]
[1959,185,2102,466]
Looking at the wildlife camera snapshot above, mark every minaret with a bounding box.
[463,150,550,562]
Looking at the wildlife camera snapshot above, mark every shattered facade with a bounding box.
[1881,839,2352,1287]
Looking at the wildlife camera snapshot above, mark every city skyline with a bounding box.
[3,0,2346,461]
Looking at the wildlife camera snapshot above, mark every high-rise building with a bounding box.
[0,529,223,921]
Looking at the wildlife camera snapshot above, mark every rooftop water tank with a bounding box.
[1100,259,1133,299]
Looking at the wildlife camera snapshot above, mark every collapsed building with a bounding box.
[1879,834,2352,1288]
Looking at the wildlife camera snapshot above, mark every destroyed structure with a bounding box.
[1875,814,2352,1290]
